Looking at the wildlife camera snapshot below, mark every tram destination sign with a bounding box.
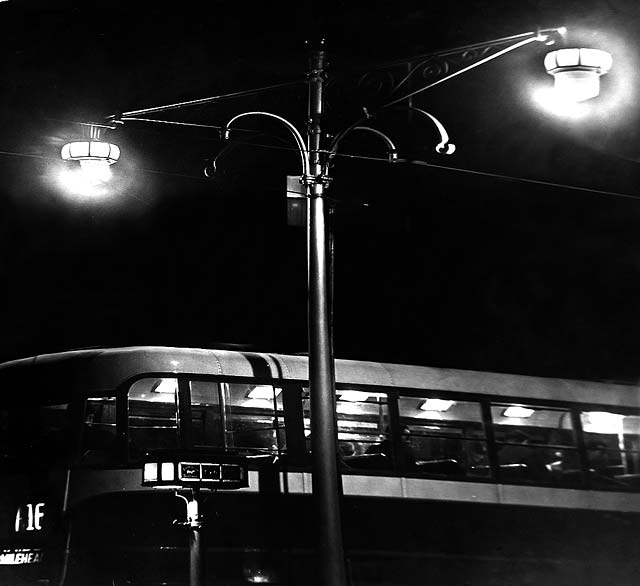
[142,449,249,490]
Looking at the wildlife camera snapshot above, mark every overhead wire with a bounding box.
[113,80,305,118]
[0,141,638,204]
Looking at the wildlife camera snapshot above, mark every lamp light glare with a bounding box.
[79,159,112,182]
[247,386,282,400]
[544,48,612,102]
[419,399,454,412]
[583,411,624,434]
[418,410,443,420]
[152,378,178,395]
[56,167,110,198]
[339,391,371,402]
[503,406,535,418]
[241,398,274,409]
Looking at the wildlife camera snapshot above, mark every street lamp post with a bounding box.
[221,45,349,585]
[62,26,580,586]
[305,46,350,586]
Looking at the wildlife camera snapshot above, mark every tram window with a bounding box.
[223,383,285,453]
[0,403,71,466]
[492,403,575,486]
[581,411,640,491]
[190,380,223,447]
[128,378,179,461]
[191,381,285,453]
[80,397,117,466]
[399,397,488,479]
[303,389,390,471]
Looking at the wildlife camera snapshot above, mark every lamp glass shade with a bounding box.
[544,48,612,75]
[544,48,612,102]
[554,70,600,102]
[89,141,110,158]
[61,141,120,164]
[68,141,90,159]
[580,48,613,71]
[555,48,581,68]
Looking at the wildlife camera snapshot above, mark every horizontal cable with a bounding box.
[0,143,637,204]
[114,81,304,118]
[121,117,225,130]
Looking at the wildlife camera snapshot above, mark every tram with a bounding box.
[1,346,639,585]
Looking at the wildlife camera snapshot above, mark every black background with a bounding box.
[1,0,640,382]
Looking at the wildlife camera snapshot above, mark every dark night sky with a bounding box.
[1,0,640,382]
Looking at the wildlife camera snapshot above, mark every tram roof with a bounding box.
[0,346,638,408]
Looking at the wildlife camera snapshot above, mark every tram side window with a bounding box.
[190,382,285,454]
[226,383,285,453]
[399,397,488,479]
[581,411,640,491]
[303,389,390,471]
[0,403,71,466]
[80,397,117,466]
[128,378,179,461]
[492,403,576,486]
[190,380,222,448]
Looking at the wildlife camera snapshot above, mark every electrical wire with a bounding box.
[113,80,304,118]
[121,117,226,131]
[395,157,640,202]
[0,143,638,204]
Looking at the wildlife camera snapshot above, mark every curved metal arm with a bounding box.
[204,132,293,178]
[223,111,310,178]
[382,30,565,108]
[328,124,398,166]
[407,107,456,155]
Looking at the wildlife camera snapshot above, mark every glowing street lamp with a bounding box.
[62,25,581,586]
[544,47,613,102]
[60,140,120,181]
[58,123,121,198]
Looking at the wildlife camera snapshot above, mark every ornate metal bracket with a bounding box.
[347,28,566,109]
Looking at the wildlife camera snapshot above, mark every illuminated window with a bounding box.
[581,411,640,490]
[190,381,285,454]
[128,378,179,461]
[303,388,389,470]
[226,383,285,454]
[399,397,487,479]
[80,397,117,466]
[492,403,576,486]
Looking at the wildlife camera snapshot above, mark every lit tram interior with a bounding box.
[73,377,640,489]
[2,348,640,586]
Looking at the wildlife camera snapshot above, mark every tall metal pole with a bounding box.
[306,44,349,586]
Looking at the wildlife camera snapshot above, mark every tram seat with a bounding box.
[555,468,584,488]
[343,453,391,470]
[415,459,461,476]
[499,463,529,482]
[614,474,640,488]
[129,427,179,458]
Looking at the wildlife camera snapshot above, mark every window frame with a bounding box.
[71,371,640,493]
[119,373,301,466]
